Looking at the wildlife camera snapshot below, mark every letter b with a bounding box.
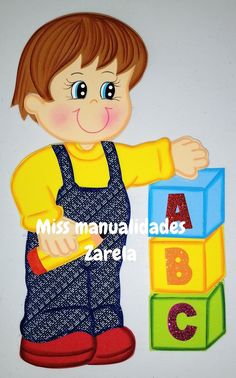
[165,248,192,285]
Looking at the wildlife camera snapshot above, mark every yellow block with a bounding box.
[149,225,225,293]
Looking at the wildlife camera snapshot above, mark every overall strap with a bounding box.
[101,141,123,182]
[51,144,75,188]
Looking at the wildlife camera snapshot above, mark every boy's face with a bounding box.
[25,56,134,144]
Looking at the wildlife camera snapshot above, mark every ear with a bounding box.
[24,93,44,115]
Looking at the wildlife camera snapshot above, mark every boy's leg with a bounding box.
[20,252,96,367]
[88,255,135,364]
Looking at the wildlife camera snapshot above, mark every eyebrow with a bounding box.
[71,72,84,76]
[101,70,116,75]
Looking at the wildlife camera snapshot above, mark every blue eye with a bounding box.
[100,82,115,100]
[71,81,87,99]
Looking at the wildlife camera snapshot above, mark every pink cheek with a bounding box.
[50,107,71,126]
[103,108,121,126]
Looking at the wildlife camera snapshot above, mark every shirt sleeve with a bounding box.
[115,138,175,188]
[11,146,64,232]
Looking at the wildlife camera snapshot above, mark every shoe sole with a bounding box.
[20,348,95,368]
[88,345,135,365]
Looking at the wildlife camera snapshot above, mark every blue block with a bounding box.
[148,168,225,238]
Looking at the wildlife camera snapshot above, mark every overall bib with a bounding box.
[21,141,131,342]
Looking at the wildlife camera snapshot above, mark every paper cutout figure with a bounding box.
[149,169,226,350]
[150,225,225,292]
[150,282,226,350]
[149,168,224,238]
[11,13,209,368]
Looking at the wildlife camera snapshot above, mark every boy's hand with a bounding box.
[171,136,209,179]
[38,217,78,257]
[38,217,103,257]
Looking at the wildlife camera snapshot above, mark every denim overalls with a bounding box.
[21,141,131,342]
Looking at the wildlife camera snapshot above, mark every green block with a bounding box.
[150,282,226,350]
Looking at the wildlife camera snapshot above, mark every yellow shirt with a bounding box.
[11,138,174,232]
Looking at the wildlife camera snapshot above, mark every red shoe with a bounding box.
[20,332,96,368]
[89,327,136,365]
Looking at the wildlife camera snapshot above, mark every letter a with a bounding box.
[166,193,192,229]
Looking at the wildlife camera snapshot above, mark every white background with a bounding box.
[1,0,236,377]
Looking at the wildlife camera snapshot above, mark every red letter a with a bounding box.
[166,193,192,229]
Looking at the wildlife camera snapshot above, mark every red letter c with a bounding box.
[168,303,197,341]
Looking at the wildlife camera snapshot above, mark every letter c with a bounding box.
[168,303,197,341]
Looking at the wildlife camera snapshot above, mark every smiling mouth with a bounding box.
[73,107,112,134]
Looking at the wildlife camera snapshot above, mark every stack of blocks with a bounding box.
[148,168,226,350]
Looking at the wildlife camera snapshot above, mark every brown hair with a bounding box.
[11,12,148,121]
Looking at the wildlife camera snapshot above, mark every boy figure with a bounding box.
[11,13,208,368]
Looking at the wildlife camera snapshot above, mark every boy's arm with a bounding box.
[11,146,103,258]
[116,136,209,188]
[11,146,63,232]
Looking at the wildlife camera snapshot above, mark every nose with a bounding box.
[89,99,98,104]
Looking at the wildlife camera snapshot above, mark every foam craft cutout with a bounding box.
[149,225,225,293]
[148,167,226,351]
[150,282,226,350]
[148,168,225,238]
